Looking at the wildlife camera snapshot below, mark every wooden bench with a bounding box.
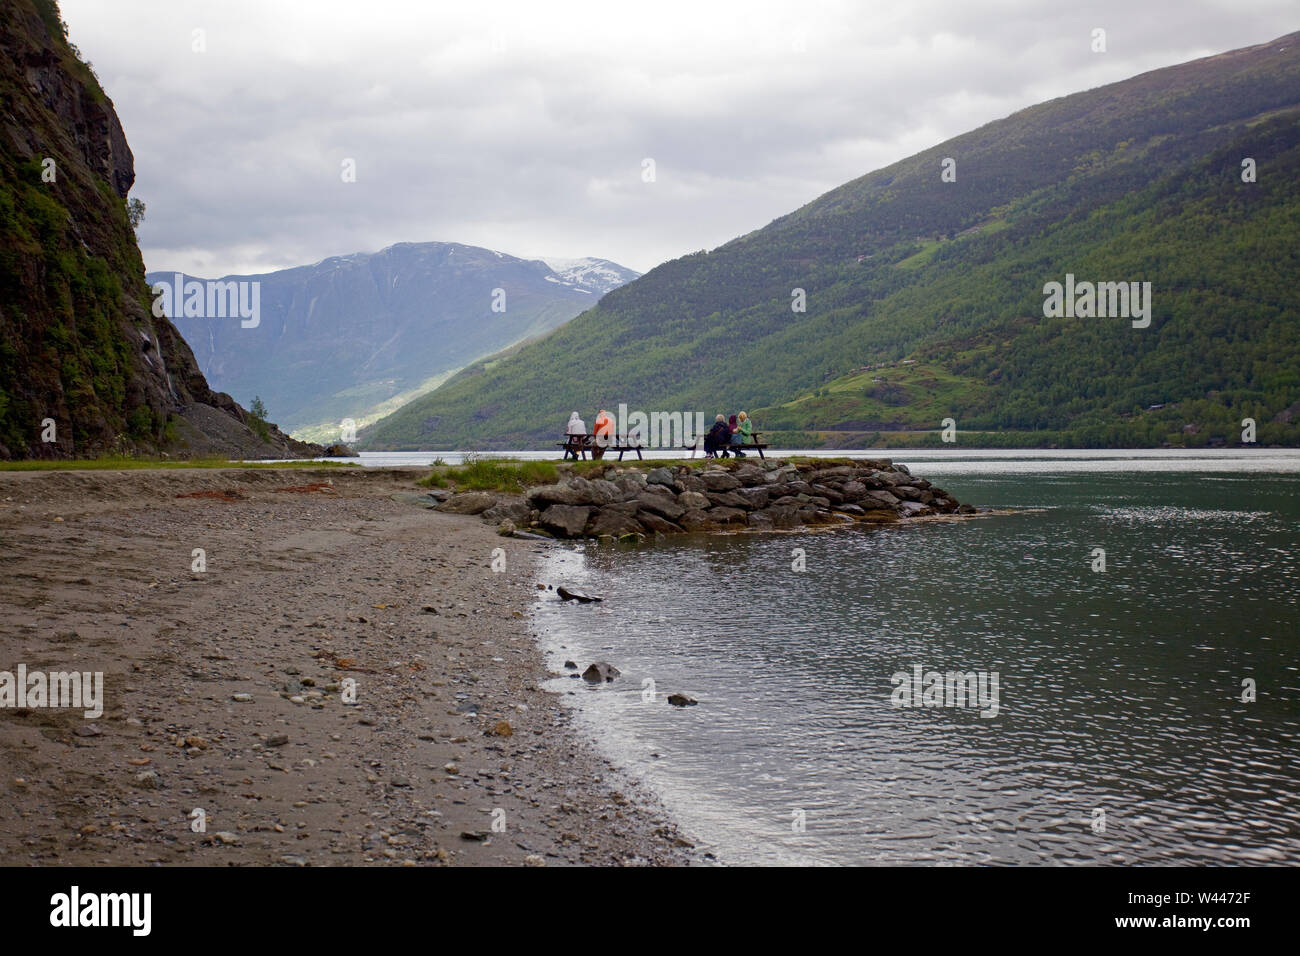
[557,434,646,461]
[680,432,769,459]
[558,434,593,459]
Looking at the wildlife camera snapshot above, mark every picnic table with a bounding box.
[557,433,646,461]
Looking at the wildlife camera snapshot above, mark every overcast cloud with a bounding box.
[60,0,1298,277]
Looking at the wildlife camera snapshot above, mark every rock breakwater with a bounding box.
[435,458,974,541]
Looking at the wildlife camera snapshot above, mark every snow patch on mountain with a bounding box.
[540,257,641,296]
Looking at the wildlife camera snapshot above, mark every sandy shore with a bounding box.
[0,466,696,866]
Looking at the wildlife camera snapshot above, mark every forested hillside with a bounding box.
[363,33,1300,450]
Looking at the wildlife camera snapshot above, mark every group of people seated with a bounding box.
[703,412,753,457]
[563,408,756,458]
[564,409,614,458]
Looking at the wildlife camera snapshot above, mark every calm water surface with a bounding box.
[531,458,1300,865]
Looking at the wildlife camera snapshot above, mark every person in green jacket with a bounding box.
[731,411,753,456]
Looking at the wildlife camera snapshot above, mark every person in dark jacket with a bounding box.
[704,414,731,458]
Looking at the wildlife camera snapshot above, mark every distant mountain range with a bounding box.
[362,31,1300,450]
[150,244,638,439]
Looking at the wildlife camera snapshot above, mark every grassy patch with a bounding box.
[418,457,558,493]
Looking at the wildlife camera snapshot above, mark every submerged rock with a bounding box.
[556,586,601,602]
[667,693,698,707]
[583,662,620,683]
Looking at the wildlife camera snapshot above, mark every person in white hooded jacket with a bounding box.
[565,411,586,435]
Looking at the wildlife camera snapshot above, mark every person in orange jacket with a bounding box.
[592,409,614,459]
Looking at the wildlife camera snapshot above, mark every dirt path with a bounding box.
[0,467,695,866]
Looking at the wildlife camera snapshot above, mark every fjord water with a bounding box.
[534,456,1300,865]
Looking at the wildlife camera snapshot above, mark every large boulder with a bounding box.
[746,511,774,530]
[764,505,803,528]
[587,509,645,538]
[527,482,588,507]
[736,486,770,509]
[708,506,747,525]
[700,471,742,492]
[706,491,749,509]
[437,492,497,515]
[588,478,625,505]
[840,480,868,501]
[893,485,924,501]
[868,489,900,507]
[678,510,720,532]
[678,491,711,511]
[811,484,844,505]
[637,511,685,535]
[565,476,600,504]
[615,474,647,498]
[898,500,932,516]
[539,504,592,537]
[482,498,531,524]
[636,489,686,520]
[734,464,767,486]
[645,467,675,488]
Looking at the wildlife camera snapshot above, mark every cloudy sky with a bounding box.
[62,0,1296,278]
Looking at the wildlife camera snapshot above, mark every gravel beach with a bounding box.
[0,466,696,866]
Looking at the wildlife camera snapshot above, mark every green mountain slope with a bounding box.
[362,33,1300,450]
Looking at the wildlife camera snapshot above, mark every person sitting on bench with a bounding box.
[591,408,614,459]
[704,414,731,458]
[727,414,746,457]
[561,411,588,458]
[732,411,753,457]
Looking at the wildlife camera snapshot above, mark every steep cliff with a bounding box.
[0,0,320,459]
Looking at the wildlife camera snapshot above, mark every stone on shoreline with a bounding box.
[583,662,620,683]
[539,504,591,537]
[437,492,497,515]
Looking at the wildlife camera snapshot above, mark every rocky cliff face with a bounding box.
[0,0,320,459]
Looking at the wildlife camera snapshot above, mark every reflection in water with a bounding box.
[534,471,1300,865]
